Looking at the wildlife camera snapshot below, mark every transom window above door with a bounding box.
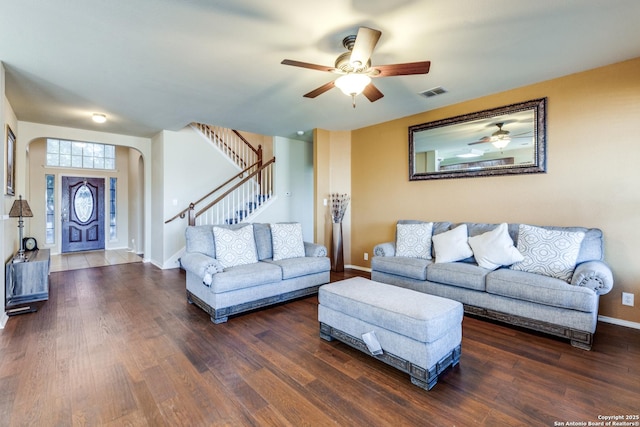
[46,139,116,170]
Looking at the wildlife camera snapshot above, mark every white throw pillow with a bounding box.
[468,223,523,270]
[396,222,433,259]
[510,224,585,282]
[212,225,258,269]
[271,223,305,261]
[432,224,473,263]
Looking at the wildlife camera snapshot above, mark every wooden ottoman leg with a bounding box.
[319,322,335,341]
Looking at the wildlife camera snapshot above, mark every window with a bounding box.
[46,139,116,170]
[109,177,117,240]
[45,174,55,244]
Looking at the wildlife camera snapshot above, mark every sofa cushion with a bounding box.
[432,224,473,263]
[319,277,463,343]
[213,224,258,268]
[427,262,489,291]
[185,225,216,258]
[468,223,523,270]
[486,268,597,312]
[396,222,433,259]
[210,261,282,293]
[252,223,273,260]
[510,224,585,282]
[270,222,305,261]
[266,256,331,280]
[371,256,430,281]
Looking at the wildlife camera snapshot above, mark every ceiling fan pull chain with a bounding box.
[351,94,357,108]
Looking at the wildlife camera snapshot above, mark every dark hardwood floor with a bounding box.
[1,264,638,426]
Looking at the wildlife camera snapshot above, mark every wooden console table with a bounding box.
[5,249,50,315]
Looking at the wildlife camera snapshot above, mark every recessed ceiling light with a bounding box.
[92,113,107,123]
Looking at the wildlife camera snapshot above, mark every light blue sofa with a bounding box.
[371,221,614,350]
[181,223,330,323]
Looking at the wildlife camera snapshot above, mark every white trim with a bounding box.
[0,312,8,329]
[163,247,185,270]
[598,315,640,330]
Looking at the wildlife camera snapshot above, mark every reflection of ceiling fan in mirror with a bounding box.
[281,26,431,107]
[468,123,531,150]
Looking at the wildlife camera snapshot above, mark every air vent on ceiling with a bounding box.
[419,86,447,98]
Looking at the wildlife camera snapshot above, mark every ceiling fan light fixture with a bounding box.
[334,73,371,96]
[491,137,511,149]
[92,113,107,123]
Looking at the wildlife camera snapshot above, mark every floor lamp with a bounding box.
[9,195,33,260]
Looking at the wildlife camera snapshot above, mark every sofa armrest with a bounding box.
[571,260,614,295]
[180,252,224,286]
[374,242,396,257]
[304,242,327,257]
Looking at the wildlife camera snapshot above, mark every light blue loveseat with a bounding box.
[181,223,330,323]
[371,221,614,350]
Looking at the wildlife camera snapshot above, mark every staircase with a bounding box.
[165,123,275,227]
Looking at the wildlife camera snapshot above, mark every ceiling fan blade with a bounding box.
[468,137,491,146]
[372,61,431,77]
[350,27,382,68]
[303,81,335,98]
[362,83,384,102]
[281,59,336,73]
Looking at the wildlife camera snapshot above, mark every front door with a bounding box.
[61,176,105,253]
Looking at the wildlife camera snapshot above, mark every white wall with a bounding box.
[156,131,315,268]
[150,131,165,267]
[154,127,240,268]
[128,149,144,254]
[255,136,314,241]
[1,63,10,328]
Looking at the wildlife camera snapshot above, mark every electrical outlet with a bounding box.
[364,252,369,261]
[622,292,634,307]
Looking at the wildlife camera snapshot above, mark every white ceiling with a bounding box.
[2,0,639,142]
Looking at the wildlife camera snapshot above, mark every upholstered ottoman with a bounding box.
[318,277,463,390]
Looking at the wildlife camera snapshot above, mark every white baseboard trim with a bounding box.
[598,315,640,330]
[0,312,8,329]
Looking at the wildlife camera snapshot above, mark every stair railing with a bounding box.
[164,161,261,225]
[192,123,262,171]
[191,158,275,226]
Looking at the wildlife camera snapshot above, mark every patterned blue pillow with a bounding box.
[213,224,258,268]
[271,223,305,261]
[396,222,433,259]
[510,224,585,282]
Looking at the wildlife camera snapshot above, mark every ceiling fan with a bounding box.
[468,123,531,149]
[281,27,431,107]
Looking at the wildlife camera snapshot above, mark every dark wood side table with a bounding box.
[5,249,50,315]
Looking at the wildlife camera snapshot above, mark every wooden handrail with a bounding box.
[232,130,260,155]
[164,161,260,224]
[196,123,261,168]
[193,157,275,222]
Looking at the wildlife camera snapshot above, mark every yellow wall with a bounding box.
[350,57,640,323]
[314,129,352,265]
